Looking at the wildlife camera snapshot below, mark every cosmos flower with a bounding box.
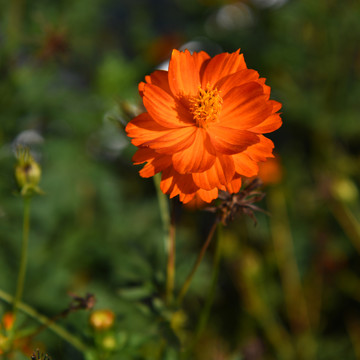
[126,49,282,203]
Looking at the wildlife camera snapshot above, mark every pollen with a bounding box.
[189,85,223,128]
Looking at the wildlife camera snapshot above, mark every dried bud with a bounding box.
[206,178,267,226]
[30,349,51,360]
[89,310,115,331]
[68,293,96,312]
[15,147,42,197]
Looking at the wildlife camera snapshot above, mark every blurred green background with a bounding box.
[1,0,360,359]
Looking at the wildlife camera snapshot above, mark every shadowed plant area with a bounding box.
[1,0,360,359]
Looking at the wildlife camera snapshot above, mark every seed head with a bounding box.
[206,178,267,226]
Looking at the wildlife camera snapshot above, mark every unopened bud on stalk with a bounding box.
[15,147,42,196]
[0,334,10,354]
[2,312,14,331]
[331,177,358,203]
[89,309,115,331]
[102,334,116,350]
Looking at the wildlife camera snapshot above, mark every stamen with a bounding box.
[189,85,223,128]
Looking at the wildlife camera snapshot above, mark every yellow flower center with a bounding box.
[189,85,223,128]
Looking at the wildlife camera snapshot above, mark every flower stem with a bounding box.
[153,174,170,238]
[166,208,176,305]
[329,196,360,255]
[12,196,31,326]
[0,288,88,353]
[6,0,25,54]
[196,223,222,337]
[177,220,218,305]
[153,174,176,305]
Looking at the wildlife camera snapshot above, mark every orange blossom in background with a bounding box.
[126,49,282,203]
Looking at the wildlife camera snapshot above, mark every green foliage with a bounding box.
[1,0,360,359]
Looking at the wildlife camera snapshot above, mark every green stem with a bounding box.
[196,223,223,337]
[12,196,31,326]
[329,197,360,255]
[153,174,170,238]
[6,0,25,54]
[0,288,88,353]
[153,174,175,305]
[166,214,176,305]
[177,220,218,305]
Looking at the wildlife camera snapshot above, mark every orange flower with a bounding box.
[126,49,282,204]
[257,156,283,185]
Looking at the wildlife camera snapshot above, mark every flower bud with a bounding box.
[2,312,14,331]
[0,334,9,354]
[89,310,115,331]
[331,177,358,203]
[15,147,42,196]
[102,334,116,350]
[170,310,187,332]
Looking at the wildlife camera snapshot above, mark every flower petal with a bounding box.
[245,135,274,162]
[207,126,259,155]
[132,147,156,164]
[139,70,170,97]
[219,175,242,193]
[132,147,173,178]
[139,81,146,97]
[126,113,171,147]
[215,69,259,97]
[270,100,282,113]
[226,176,242,193]
[143,84,193,128]
[219,82,273,130]
[201,50,247,88]
[160,168,175,194]
[180,193,197,204]
[140,155,173,178]
[127,112,196,153]
[144,126,197,154]
[168,49,204,97]
[171,172,199,198]
[249,113,282,134]
[232,153,259,177]
[197,188,219,203]
[193,51,211,79]
[192,155,235,190]
[160,168,199,198]
[257,78,271,99]
[172,128,216,173]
